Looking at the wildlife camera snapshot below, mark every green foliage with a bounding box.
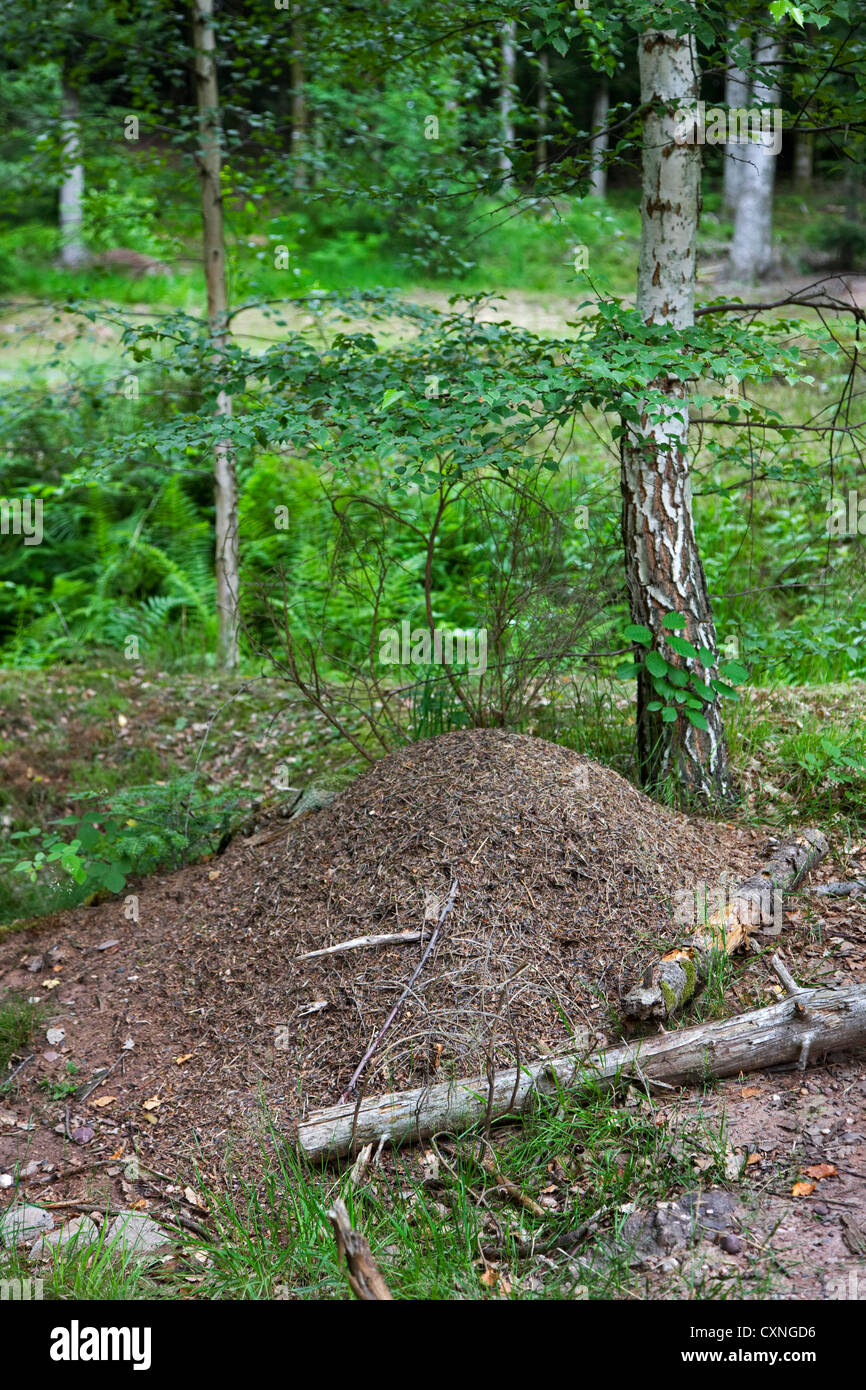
[616,611,749,731]
[39,1060,81,1100]
[2,777,239,922]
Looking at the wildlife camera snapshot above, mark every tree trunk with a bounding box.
[499,20,516,182]
[729,33,781,284]
[535,51,548,176]
[793,129,813,190]
[58,85,88,269]
[290,4,307,192]
[722,28,751,215]
[193,0,239,670]
[298,983,866,1162]
[589,78,609,197]
[620,18,737,805]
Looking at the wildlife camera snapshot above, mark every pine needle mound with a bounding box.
[146,729,756,1142]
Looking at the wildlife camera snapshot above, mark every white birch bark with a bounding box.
[589,79,609,197]
[499,20,516,181]
[194,0,239,670]
[729,33,781,284]
[722,27,751,215]
[620,16,736,804]
[58,86,88,269]
[535,51,548,175]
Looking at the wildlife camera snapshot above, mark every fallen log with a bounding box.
[297,980,866,1163]
[621,829,829,1021]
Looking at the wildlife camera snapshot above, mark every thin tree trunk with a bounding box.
[291,4,307,192]
[729,33,781,284]
[193,0,239,670]
[589,78,609,197]
[499,20,516,182]
[620,17,737,805]
[793,129,813,189]
[722,28,751,215]
[535,51,548,175]
[58,85,88,269]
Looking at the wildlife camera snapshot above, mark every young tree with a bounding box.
[722,24,751,215]
[729,30,782,283]
[193,0,239,670]
[620,16,737,803]
[58,82,87,268]
[499,19,516,181]
[589,78,610,197]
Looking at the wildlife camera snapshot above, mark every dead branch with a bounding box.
[298,981,866,1162]
[338,878,458,1104]
[622,829,828,1021]
[327,1198,393,1301]
[297,929,425,962]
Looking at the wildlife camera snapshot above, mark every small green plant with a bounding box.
[615,610,749,731]
[0,992,46,1074]
[39,1061,81,1100]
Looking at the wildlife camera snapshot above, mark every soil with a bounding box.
[0,727,863,1299]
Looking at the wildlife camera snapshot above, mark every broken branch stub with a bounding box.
[622,829,828,1021]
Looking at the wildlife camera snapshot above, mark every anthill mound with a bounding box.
[0,729,762,1178]
[145,730,757,1121]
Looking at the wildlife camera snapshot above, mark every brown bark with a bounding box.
[299,983,866,1162]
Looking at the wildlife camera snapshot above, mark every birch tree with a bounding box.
[58,83,87,269]
[729,31,782,283]
[499,19,516,181]
[589,78,610,197]
[722,26,751,215]
[620,17,737,803]
[193,0,239,669]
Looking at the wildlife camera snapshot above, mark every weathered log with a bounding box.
[298,981,866,1162]
[327,1198,393,1301]
[621,829,829,1020]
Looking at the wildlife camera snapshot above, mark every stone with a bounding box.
[30,1216,99,1261]
[105,1212,171,1259]
[718,1233,744,1255]
[0,1204,54,1246]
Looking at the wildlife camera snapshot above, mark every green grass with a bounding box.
[0,992,46,1074]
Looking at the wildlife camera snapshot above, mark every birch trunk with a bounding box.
[793,130,813,189]
[722,29,751,215]
[589,79,609,198]
[58,86,88,269]
[620,17,737,804]
[729,33,781,284]
[193,0,239,670]
[499,20,516,182]
[291,5,307,192]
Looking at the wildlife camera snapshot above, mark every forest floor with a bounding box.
[0,676,864,1301]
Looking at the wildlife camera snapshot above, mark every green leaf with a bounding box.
[697,647,716,668]
[668,635,699,660]
[646,701,663,712]
[718,659,748,684]
[686,710,709,731]
[616,661,643,679]
[624,624,652,647]
[661,707,678,723]
[667,667,688,687]
[661,613,687,630]
[646,650,668,678]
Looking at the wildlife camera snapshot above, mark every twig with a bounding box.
[476,1143,548,1221]
[347,1143,374,1189]
[327,1198,393,1301]
[770,953,801,998]
[75,1051,128,1103]
[297,929,425,962]
[339,878,458,1104]
[0,1054,33,1092]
